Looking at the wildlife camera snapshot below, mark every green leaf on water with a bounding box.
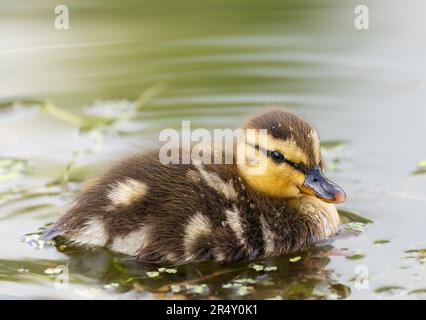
[289,256,302,263]
[374,240,390,245]
[413,160,426,175]
[237,285,254,296]
[38,100,115,132]
[346,253,365,260]
[405,248,426,254]
[39,100,85,127]
[233,278,257,284]
[374,286,404,294]
[344,222,365,233]
[146,271,160,278]
[0,158,29,181]
[264,266,277,272]
[408,288,426,295]
[405,248,426,263]
[165,268,177,274]
[419,160,426,167]
[158,267,177,274]
[338,209,373,224]
[186,284,208,295]
[250,264,264,271]
[170,284,182,293]
[44,267,63,275]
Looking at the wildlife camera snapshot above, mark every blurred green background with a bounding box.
[1,0,426,299]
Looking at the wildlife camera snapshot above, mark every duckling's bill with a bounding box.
[299,167,346,203]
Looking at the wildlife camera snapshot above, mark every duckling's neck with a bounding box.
[240,181,340,256]
[287,195,340,238]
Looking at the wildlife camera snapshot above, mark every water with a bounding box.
[1,0,426,299]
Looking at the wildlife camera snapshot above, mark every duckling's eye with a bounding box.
[270,151,285,163]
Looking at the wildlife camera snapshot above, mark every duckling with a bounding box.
[42,109,345,265]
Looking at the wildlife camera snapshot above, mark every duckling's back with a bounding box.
[42,150,262,264]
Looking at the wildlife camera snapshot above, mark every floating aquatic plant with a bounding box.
[374,240,390,245]
[249,264,278,272]
[408,288,426,296]
[412,160,426,175]
[221,277,259,297]
[345,253,365,260]
[404,248,426,263]
[338,209,373,224]
[374,285,405,294]
[44,267,64,275]
[250,264,264,271]
[264,266,277,272]
[289,256,302,263]
[344,222,365,233]
[168,283,209,295]
[237,285,254,296]
[0,157,30,182]
[158,267,178,274]
[146,271,160,278]
[186,284,209,295]
[38,84,164,133]
[233,278,257,285]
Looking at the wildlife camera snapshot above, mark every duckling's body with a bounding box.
[43,110,344,265]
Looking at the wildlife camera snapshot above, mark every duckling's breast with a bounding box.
[288,196,340,238]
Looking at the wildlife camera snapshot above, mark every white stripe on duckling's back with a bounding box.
[183,212,212,261]
[260,214,277,256]
[110,227,149,256]
[193,162,237,201]
[68,218,108,247]
[225,207,245,246]
[107,178,148,207]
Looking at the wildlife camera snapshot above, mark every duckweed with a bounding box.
[289,256,302,263]
[146,271,160,278]
[413,160,426,175]
[346,254,365,260]
[374,240,390,245]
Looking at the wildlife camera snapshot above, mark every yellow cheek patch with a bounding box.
[247,165,305,198]
[237,133,310,198]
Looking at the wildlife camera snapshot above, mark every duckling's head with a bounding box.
[236,109,345,203]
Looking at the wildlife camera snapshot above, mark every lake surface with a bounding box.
[1,0,426,299]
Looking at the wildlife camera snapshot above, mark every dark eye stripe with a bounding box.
[248,143,307,173]
[286,160,307,173]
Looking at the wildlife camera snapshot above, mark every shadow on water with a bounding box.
[9,207,370,300]
[11,240,349,300]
